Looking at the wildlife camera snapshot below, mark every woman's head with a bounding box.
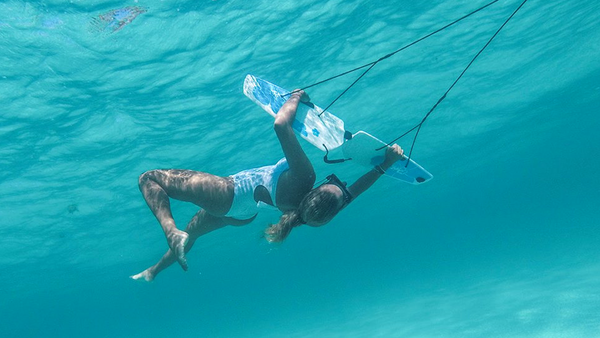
[264,175,352,242]
[297,183,346,226]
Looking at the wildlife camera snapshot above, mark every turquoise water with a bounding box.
[1,0,599,337]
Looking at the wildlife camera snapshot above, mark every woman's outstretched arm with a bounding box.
[347,144,405,199]
[273,90,315,182]
[272,90,316,208]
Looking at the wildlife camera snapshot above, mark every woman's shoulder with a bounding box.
[275,157,289,168]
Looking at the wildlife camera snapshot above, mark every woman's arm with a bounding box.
[273,90,315,182]
[347,144,405,199]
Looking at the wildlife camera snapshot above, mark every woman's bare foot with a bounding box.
[167,229,189,271]
[130,269,154,282]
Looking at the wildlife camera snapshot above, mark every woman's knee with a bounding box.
[138,170,160,189]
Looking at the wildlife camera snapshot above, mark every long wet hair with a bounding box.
[264,187,344,243]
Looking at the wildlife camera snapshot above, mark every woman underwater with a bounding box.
[131,89,405,281]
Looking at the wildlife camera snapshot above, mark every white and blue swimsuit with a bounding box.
[225,158,289,220]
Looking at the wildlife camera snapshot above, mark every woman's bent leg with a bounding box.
[138,169,234,270]
[131,209,252,281]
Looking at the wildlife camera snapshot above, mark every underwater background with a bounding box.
[1,0,599,337]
